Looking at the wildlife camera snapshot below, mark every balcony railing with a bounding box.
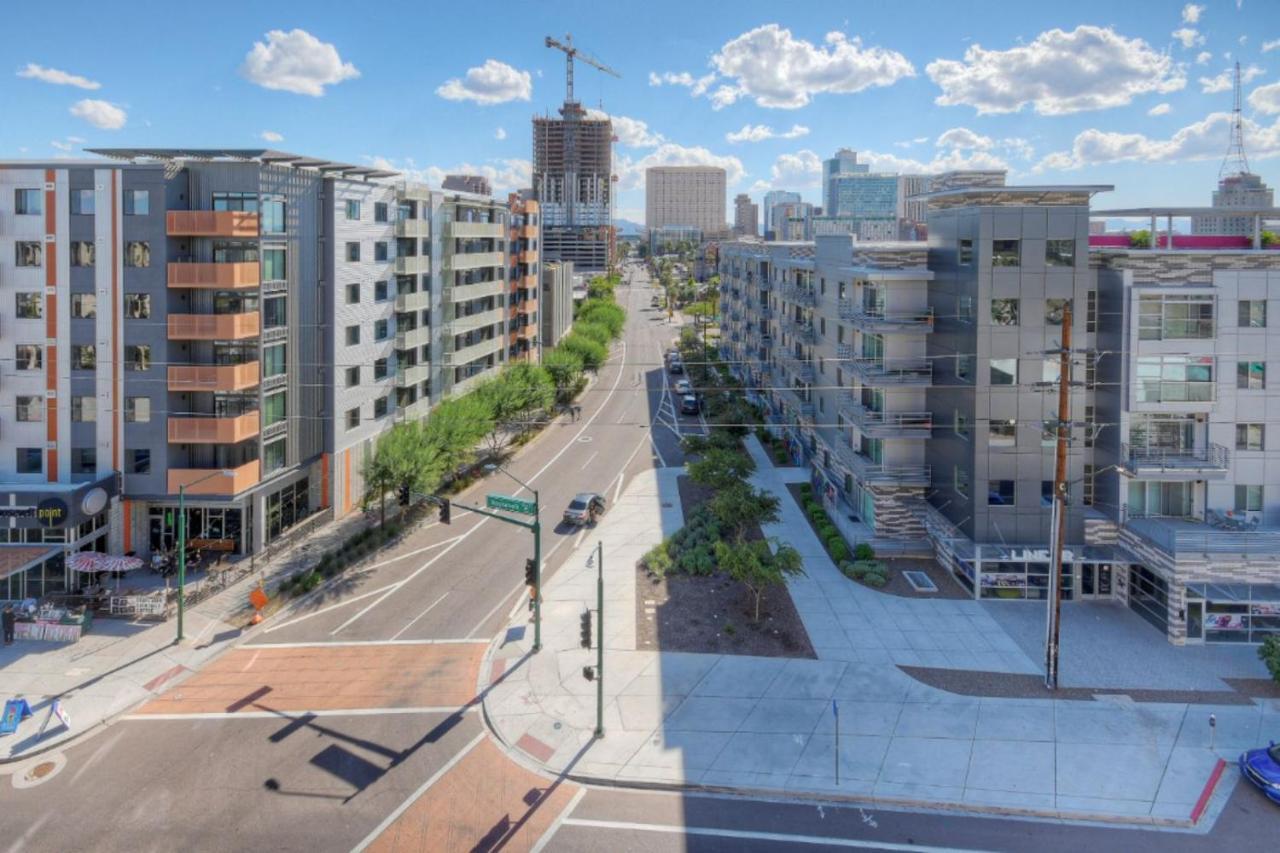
[167,261,260,289]
[167,362,260,392]
[1123,512,1280,555]
[167,312,260,341]
[448,307,505,334]
[447,221,504,239]
[1123,442,1230,478]
[845,357,933,386]
[447,251,504,271]
[779,354,815,383]
[166,211,258,238]
[838,302,935,332]
[780,386,815,419]
[395,255,431,276]
[444,336,504,365]
[395,218,430,238]
[396,363,431,387]
[168,460,261,496]
[780,318,819,344]
[447,279,505,301]
[395,325,432,351]
[839,398,933,438]
[167,411,260,444]
[780,285,817,307]
[837,441,931,486]
[395,289,431,312]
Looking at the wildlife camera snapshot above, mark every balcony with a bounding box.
[448,251,505,271]
[1123,514,1280,556]
[845,357,933,387]
[168,312,260,341]
[837,441,931,486]
[448,279,505,301]
[167,362,260,392]
[395,325,432,351]
[444,335,504,365]
[168,460,260,496]
[395,218,430,238]
[166,211,258,238]
[779,354,815,384]
[448,307,505,334]
[398,396,431,422]
[448,221,504,239]
[1122,443,1230,480]
[395,255,431,276]
[839,398,932,439]
[167,412,260,444]
[780,386,815,420]
[395,289,431,312]
[397,363,431,387]
[780,318,819,344]
[780,285,817,307]
[167,261,260,289]
[838,302,934,333]
[517,249,538,265]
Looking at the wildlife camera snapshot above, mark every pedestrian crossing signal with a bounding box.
[580,610,593,649]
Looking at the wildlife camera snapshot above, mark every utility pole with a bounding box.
[1044,302,1073,690]
[176,484,186,643]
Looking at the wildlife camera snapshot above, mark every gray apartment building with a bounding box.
[541,260,574,348]
[720,180,1280,645]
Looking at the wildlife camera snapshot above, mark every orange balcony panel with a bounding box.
[168,411,260,444]
[168,312,260,340]
[166,210,259,237]
[167,261,260,289]
[168,461,260,496]
[518,250,539,265]
[519,225,538,239]
[167,362,260,392]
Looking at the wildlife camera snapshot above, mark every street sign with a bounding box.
[486,493,537,516]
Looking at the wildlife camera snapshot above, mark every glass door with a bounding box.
[1186,600,1204,641]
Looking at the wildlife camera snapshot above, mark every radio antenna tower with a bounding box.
[1220,61,1251,179]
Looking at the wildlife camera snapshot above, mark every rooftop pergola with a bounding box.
[1092,206,1280,249]
[86,148,399,181]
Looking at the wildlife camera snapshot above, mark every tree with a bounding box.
[687,448,755,491]
[365,422,433,523]
[1129,229,1152,249]
[714,539,805,622]
[420,394,493,485]
[362,434,399,526]
[577,300,625,338]
[710,483,780,542]
[571,321,612,347]
[1262,230,1278,248]
[561,333,608,372]
[543,348,584,402]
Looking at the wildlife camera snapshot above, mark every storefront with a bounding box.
[148,505,248,556]
[0,477,116,557]
[944,543,1128,603]
[1184,583,1280,643]
[0,545,66,600]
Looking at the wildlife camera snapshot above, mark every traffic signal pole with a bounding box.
[462,491,541,653]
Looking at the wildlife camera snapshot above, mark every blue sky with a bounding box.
[3,0,1279,223]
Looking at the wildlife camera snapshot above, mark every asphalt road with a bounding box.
[4,263,1274,852]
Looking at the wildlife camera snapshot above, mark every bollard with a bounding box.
[1209,713,1216,750]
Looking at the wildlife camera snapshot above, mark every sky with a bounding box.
[3,0,1280,226]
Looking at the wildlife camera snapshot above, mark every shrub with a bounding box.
[828,539,850,562]
[808,506,826,524]
[798,482,813,495]
[643,542,673,577]
[862,571,888,588]
[1260,635,1280,684]
[853,542,876,561]
[817,523,838,542]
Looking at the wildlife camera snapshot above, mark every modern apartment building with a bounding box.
[762,190,801,237]
[720,181,1280,646]
[507,195,540,362]
[541,260,574,348]
[645,166,726,236]
[442,174,492,197]
[733,193,758,238]
[533,109,613,272]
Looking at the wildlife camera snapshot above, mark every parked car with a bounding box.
[563,492,606,526]
[668,359,684,375]
[680,394,700,415]
[1239,742,1280,804]
[675,379,692,395]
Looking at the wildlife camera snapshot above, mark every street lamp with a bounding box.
[175,468,233,644]
[484,462,542,652]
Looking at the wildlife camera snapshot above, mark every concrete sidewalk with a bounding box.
[480,463,1274,827]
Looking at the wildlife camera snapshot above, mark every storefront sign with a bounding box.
[0,506,36,518]
[36,498,69,528]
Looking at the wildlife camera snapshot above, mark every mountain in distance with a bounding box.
[614,218,643,235]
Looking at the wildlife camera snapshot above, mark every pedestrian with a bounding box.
[2,603,14,645]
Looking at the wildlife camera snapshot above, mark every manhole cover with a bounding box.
[12,752,66,789]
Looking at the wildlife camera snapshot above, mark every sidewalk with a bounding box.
[0,508,369,761]
[480,458,1276,827]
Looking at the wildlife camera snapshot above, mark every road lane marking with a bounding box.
[123,707,479,721]
[390,592,450,641]
[531,787,587,853]
[262,582,402,634]
[612,471,625,503]
[579,450,599,469]
[349,731,488,853]
[243,638,487,649]
[557,819,997,852]
[573,527,587,550]
[330,534,471,635]
[364,535,464,571]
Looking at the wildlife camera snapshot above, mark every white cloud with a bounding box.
[494,127,507,140]
[51,140,74,152]
[1199,64,1265,93]
[768,149,823,187]
[16,63,100,90]
[240,29,360,97]
[1250,82,1280,114]
[1172,28,1205,49]
[858,148,1011,174]
[934,128,1032,160]
[366,155,532,195]
[1148,102,1172,116]
[1196,51,1213,65]
[725,123,810,144]
[1263,39,1280,53]
[1033,111,1280,171]
[615,143,746,191]
[705,25,914,109]
[1183,3,1205,23]
[260,130,284,142]
[69,99,126,130]
[586,109,664,148]
[893,136,930,148]
[648,71,695,87]
[936,127,993,149]
[927,25,1185,115]
[436,59,532,105]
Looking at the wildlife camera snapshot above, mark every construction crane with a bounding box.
[545,34,619,107]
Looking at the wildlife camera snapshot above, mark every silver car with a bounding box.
[563,492,606,526]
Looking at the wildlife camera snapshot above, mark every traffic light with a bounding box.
[580,609,593,649]
[438,498,450,524]
[524,558,537,587]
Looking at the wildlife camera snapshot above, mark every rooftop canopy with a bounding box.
[86,148,398,180]
[918,185,1113,210]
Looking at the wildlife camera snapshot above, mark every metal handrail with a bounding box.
[1123,442,1229,468]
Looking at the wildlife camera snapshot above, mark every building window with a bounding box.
[70,189,95,215]
[346,242,360,262]
[213,192,258,212]
[375,280,389,301]
[990,358,1017,385]
[72,345,96,370]
[16,344,43,370]
[74,395,98,421]
[958,239,973,266]
[263,438,286,474]
[345,200,361,220]
[1135,356,1213,403]
[124,345,150,370]
[955,354,973,381]
[1045,298,1071,326]
[1045,239,1075,267]
[1086,290,1097,332]
[261,198,286,234]
[123,190,150,215]
[124,241,150,267]
[346,325,360,346]
[1085,353,1097,389]
[71,293,97,319]
[263,344,286,377]
[1139,294,1214,340]
[990,419,1016,447]
[374,319,389,341]
[71,241,95,267]
[1237,423,1265,451]
[15,292,43,319]
[72,448,96,474]
[128,449,151,474]
[1084,405,1095,448]
[374,358,388,380]
[958,295,975,322]
[263,296,286,328]
[374,202,389,223]
[1083,464,1095,507]
[125,397,150,423]
[1239,300,1267,328]
[374,396,389,418]
[16,396,42,422]
[1235,485,1263,512]
[14,188,42,215]
[346,283,360,304]
[16,448,42,474]
[991,298,1019,326]
[954,411,970,439]
[262,248,286,281]
[1041,481,1056,507]
[374,242,388,261]
[125,293,151,318]
[992,239,1020,267]
[988,480,1015,506]
[15,241,42,267]
[954,467,970,499]
[1238,361,1266,390]
[346,407,361,430]
[262,391,286,428]
[346,366,360,387]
